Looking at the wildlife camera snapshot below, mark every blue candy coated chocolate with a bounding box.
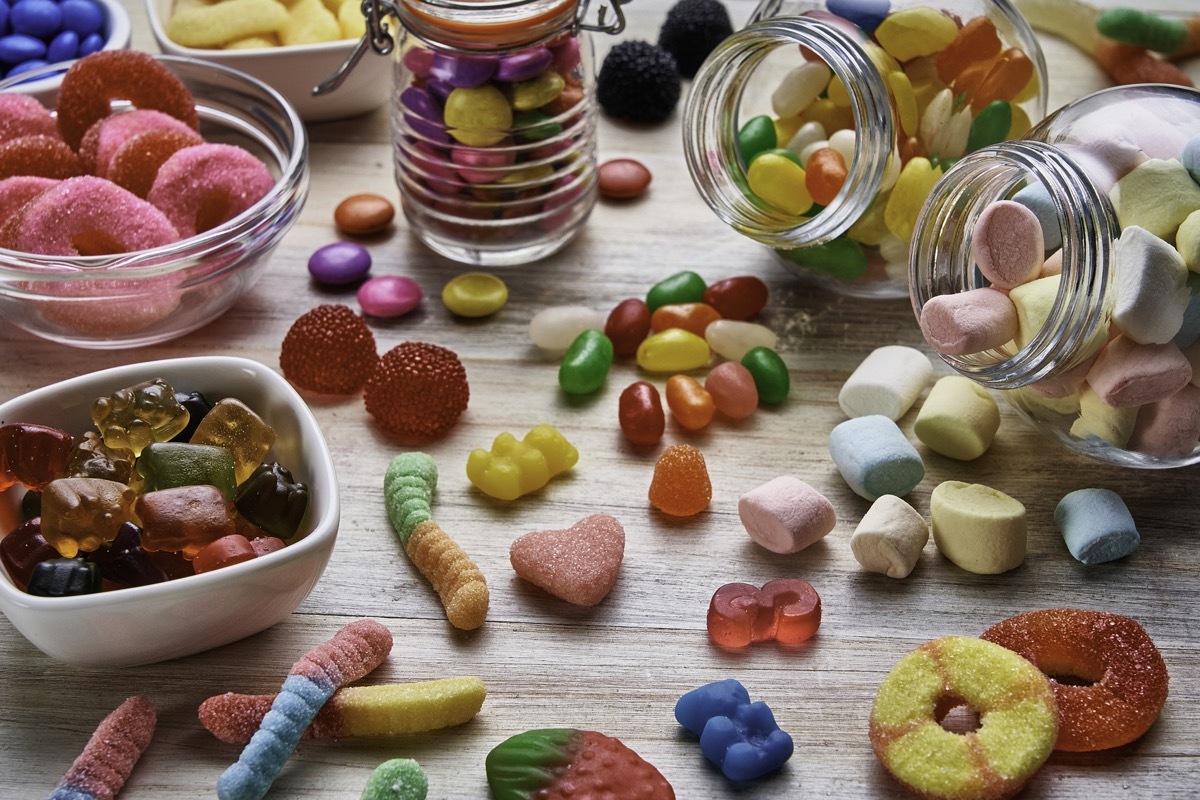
[79,31,103,56]
[826,0,890,33]
[675,679,793,782]
[1055,487,1140,565]
[61,0,104,36]
[47,29,79,62]
[308,241,372,285]
[10,0,60,39]
[0,33,46,65]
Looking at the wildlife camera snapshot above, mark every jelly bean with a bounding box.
[308,241,372,286]
[887,70,919,137]
[335,193,395,235]
[936,17,1001,84]
[741,346,789,405]
[442,271,508,317]
[444,85,512,147]
[875,8,958,62]
[804,147,848,206]
[747,151,812,216]
[666,374,715,431]
[597,158,652,199]
[707,579,821,646]
[558,329,614,395]
[966,100,1012,154]
[884,157,942,241]
[800,97,853,135]
[618,381,665,446]
[530,305,607,352]
[784,120,826,159]
[738,114,777,165]
[637,328,711,373]
[646,270,707,312]
[358,275,422,319]
[969,48,1034,111]
[704,361,758,419]
[650,302,721,337]
[705,319,777,362]
[773,116,803,150]
[702,275,768,321]
[605,297,651,356]
[778,236,868,282]
[770,61,831,119]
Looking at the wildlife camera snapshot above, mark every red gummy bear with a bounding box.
[707,578,821,648]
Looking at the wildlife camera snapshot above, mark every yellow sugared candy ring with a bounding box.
[869,635,1058,800]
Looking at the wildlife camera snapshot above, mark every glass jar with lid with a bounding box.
[910,84,1200,467]
[684,0,1046,298]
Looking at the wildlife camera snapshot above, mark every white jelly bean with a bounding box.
[919,87,953,157]
[771,61,832,119]
[529,305,607,352]
[705,319,778,362]
[798,138,830,166]
[827,128,856,167]
[785,120,827,159]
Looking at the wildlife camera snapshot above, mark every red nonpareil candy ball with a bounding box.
[280,304,379,395]
[364,341,469,442]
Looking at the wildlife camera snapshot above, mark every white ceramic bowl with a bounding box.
[145,0,391,121]
[0,356,339,668]
[3,0,133,101]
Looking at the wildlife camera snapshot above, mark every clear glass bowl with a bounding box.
[0,55,308,349]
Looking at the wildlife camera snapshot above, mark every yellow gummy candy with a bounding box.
[337,0,367,38]
[466,423,579,501]
[335,677,487,737]
[166,0,289,49]
[280,0,342,45]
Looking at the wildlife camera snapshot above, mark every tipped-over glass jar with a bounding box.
[351,0,621,266]
[684,0,1046,298]
[911,84,1200,468]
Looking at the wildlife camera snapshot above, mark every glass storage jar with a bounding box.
[910,84,1200,468]
[346,0,621,266]
[684,0,1046,298]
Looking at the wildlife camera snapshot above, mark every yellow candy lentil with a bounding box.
[884,157,942,241]
[874,7,959,62]
[444,85,513,147]
[443,272,509,317]
[511,72,565,111]
[747,152,813,216]
[636,328,711,373]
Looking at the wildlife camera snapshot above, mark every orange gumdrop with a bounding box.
[650,302,722,336]
[648,443,711,517]
[804,147,848,206]
[935,17,1002,85]
[970,48,1034,110]
[665,374,715,431]
[0,135,83,179]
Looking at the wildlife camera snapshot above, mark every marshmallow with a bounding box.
[1109,159,1200,243]
[1185,133,1200,184]
[828,415,924,501]
[1012,182,1062,252]
[1128,384,1200,459]
[850,495,929,578]
[1085,335,1193,407]
[837,345,933,420]
[919,287,1018,355]
[1054,488,1139,565]
[1113,225,1190,345]
[737,476,837,554]
[1177,210,1200,272]
[913,376,1000,460]
[1070,384,1137,448]
[972,200,1045,288]
[930,480,1026,574]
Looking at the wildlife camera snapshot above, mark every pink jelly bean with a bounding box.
[704,361,758,419]
[972,200,1045,288]
[358,275,422,318]
[919,287,1019,355]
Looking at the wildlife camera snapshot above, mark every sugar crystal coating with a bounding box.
[509,514,625,606]
[280,304,379,395]
[49,695,157,800]
[648,444,711,517]
[364,342,469,443]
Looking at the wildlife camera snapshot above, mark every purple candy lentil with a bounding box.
[357,275,422,318]
[496,47,554,82]
[47,30,79,62]
[308,241,372,285]
[430,52,497,88]
[79,31,103,56]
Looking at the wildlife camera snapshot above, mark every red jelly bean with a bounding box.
[665,374,715,431]
[605,298,652,358]
[804,147,848,207]
[618,381,665,446]
[707,578,821,648]
[650,302,722,337]
[701,276,769,321]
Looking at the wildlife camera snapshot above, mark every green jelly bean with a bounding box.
[966,100,1012,154]
[738,114,777,165]
[1096,8,1187,54]
[559,329,614,395]
[514,110,563,142]
[741,346,790,405]
[777,236,868,282]
[646,270,707,312]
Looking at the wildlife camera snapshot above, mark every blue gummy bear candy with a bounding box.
[674,679,793,781]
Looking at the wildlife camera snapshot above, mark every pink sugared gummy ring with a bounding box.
[146,143,276,237]
[78,109,203,177]
[0,94,59,145]
[0,175,180,256]
[56,51,200,150]
[0,176,58,220]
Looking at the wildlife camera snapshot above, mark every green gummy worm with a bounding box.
[1096,8,1187,54]
[384,452,437,545]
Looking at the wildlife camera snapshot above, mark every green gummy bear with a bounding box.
[384,452,438,545]
[137,442,237,500]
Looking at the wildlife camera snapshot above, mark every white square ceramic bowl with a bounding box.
[0,356,339,668]
[145,0,392,121]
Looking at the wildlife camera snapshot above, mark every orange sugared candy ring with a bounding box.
[981,608,1168,752]
[0,135,83,180]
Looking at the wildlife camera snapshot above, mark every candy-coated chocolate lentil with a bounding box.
[637,328,711,373]
[605,297,652,357]
[738,114,777,165]
[334,193,395,235]
[510,71,565,111]
[558,329,614,396]
[444,85,513,146]
[358,276,422,319]
[741,346,790,405]
[646,271,707,312]
[702,276,769,321]
[666,374,715,431]
[704,361,758,419]
[705,319,778,362]
[966,100,1012,154]
[778,237,868,282]
[308,241,372,286]
[442,272,508,317]
[650,302,722,337]
[804,147,848,207]
[747,151,812,216]
[598,158,652,199]
[619,381,666,446]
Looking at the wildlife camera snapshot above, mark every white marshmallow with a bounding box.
[850,495,929,578]
[838,345,933,420]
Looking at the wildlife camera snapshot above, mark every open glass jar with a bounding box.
[346,0,622,266]
[910,84,1200,468]
[684,0,1046,298]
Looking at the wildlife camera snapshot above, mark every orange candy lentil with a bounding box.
[648,444,712,517]
[0,135,83,180]
[650,302,722,337]
[665,375,715,431]
[804,147,848,207]
[364,341,470,443]
[280,305,379,395]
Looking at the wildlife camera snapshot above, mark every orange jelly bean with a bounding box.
[707,579,821,648]
[665,374,715,431]
[702,275,769,321]
[804,147,848,207]
[935,17,1001,85]
[605,298,651,357]
[650,302,722,337]
[618,381,665,446]
[971,48,1033,110]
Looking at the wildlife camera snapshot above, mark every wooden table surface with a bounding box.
[2,1,1199,797]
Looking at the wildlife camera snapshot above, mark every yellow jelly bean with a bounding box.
[847,192,891,246]
[774,116,804,148]
[800,98,854,138]
[861,42,901,78]
[888,71,919,137]
[747,152,813,216]
[442,272,509,317]
[884,157,942,241]
[636,328,711,373]
[875,7,959,62]
[826,75,851,108]
[444,85,513,147]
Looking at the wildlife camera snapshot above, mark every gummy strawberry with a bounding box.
[486,728,675,800]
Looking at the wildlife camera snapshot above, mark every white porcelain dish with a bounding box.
[4,0,133,102]
[0,356,339,668]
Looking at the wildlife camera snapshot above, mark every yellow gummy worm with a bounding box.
[407,520,489,631]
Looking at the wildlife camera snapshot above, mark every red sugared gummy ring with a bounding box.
[78,109,203,177]
[0,176,58,219]
[0,94,58,145]
[0,175,180,256]
[0,135,83,180]
[146,143,276,236]
[55,50,200,150]
[981,608,1169,752]
[109,130,206,199]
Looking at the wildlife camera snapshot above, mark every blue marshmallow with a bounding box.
[1054,488,1140,565]
[828,415,924,500]
[1184,133,1200,185]
[1012,182,1062,252]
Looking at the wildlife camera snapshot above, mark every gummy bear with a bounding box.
[707,579,822,648]
[0,517,56,589]
[27,557,101,597]
[674,679,793,781]
[138,442,238,499]
[189,397,276,485]
[171,390,213,442]
[136,484,238,559]
[86,521,168,587]
[90,378,190,456]
[39,477,137,557]
[0,422,74,491]
[234,462,310,540]
[67,431,137,487]
[466,423,579,501]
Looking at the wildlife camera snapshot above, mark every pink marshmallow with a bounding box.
[147,144,276,237]
[972,200,1045,288]
[919,287,1018,355]
[1029,352,1097,398]
[1128,384,1200,459]
[1085,335,1193,408]
[737,476,836,555]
